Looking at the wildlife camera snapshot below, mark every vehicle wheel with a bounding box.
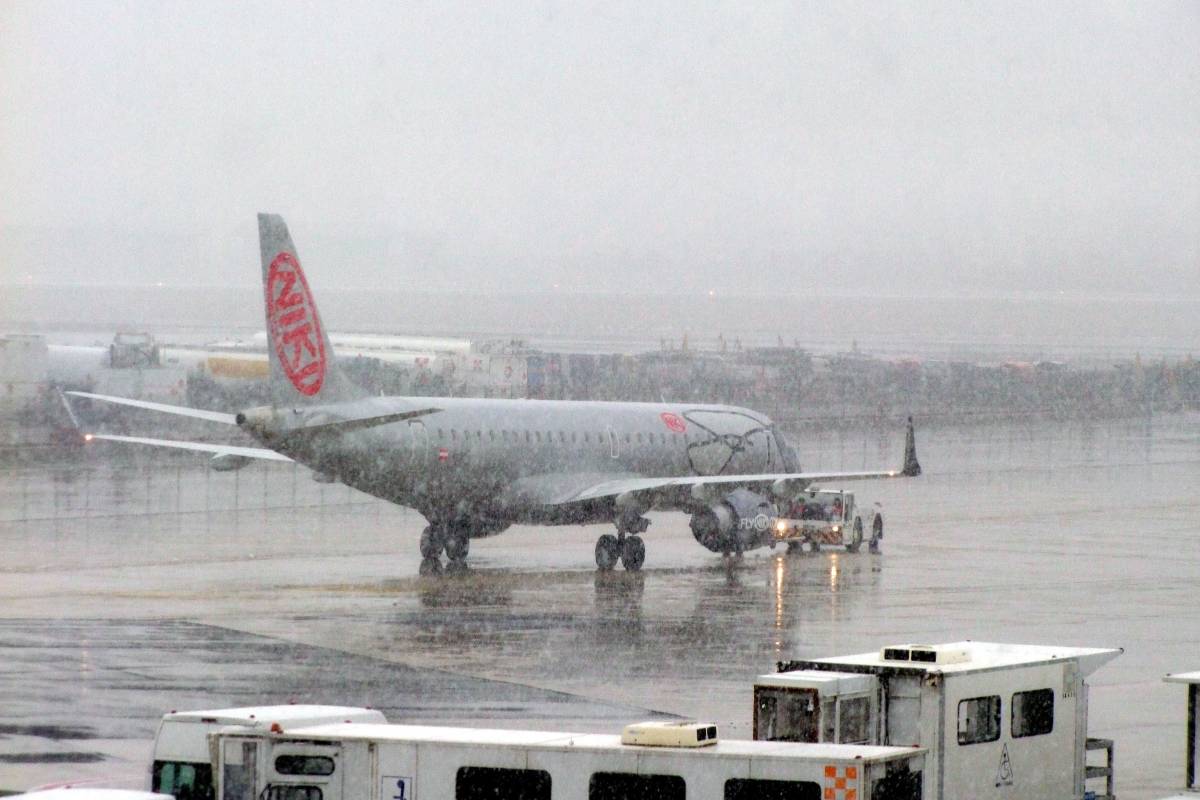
[621,536,646,571]
[444,531,470,561]
[869,516,883,554]
[419,526,443,559]
[595,534,620,571]
[846,518,864,553]
[786,541,802,553]
[418,556,443,576]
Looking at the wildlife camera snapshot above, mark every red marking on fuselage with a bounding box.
[660,412,687,433]
[266,252,326,396]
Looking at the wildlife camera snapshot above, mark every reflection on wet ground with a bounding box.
[1,413,1198,797]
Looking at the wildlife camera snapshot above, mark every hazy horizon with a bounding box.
[2,2,1197,300]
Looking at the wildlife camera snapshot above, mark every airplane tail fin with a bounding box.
[258,213,361,406]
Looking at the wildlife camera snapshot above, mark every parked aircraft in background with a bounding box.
[69,215,920,573]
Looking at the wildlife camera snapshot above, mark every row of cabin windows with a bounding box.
[435,429,685,446]
[455,767,824,800]
[259,765,920,800]
[957,688,1055,745]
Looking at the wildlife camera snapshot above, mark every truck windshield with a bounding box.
[755,688,819,742]
[153,759,215,800]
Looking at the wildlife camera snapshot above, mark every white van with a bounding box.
[150,705,386,799]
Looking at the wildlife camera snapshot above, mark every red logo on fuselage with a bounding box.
[266,252,326,396]
[660,412,687,433]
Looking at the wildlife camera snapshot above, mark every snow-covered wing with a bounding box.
[66,391,238,425]
[550,468,909,505]
[504,472,645,507]
[87,434,293,462]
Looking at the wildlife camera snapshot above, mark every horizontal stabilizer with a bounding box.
[86,434,293,462]
[66,391,238,425]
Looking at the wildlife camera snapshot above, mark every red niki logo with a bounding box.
[266,252,326,396]
[660,412,687,433]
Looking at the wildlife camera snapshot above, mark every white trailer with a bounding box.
[210,720,926,800]
[753,641,1121,800]
[150,705,385,799]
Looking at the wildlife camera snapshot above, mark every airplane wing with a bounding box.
[85,434,293,462]
[66,391,238,424]
[543,418,921,506]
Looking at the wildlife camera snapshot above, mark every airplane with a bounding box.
[68,214,921,573]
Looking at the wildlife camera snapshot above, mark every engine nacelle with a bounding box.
[690,488,776,553]
[209,453,252,472]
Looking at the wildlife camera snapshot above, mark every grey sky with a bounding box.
[1,1,1197,295]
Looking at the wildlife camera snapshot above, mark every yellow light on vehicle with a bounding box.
[775,520,788,535]
[832,525,840,533]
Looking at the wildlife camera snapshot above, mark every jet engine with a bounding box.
[689,488,777,554]
[209,453,252,472]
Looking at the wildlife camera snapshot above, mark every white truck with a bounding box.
[208,720,925,800]
[772,489,884,553]
[754,641,1121,800]
[150,705,385,799]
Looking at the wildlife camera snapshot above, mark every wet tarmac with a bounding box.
[2,413,1199,797]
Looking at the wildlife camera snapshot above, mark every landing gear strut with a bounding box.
[419,520,471,574]
[595,514,649,572]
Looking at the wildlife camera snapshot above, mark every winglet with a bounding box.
[901,416,921,477]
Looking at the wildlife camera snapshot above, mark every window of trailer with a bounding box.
[588,771,686,800]
[455,766,552,800]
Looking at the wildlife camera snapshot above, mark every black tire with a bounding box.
[595,534,620,571]
[418,556,443,576]
[419,526,443,559]
[621,536,646,571]
[846,518,864,553]
[444,531,470,561]
[786,541,802,553]
[869,516,884,553]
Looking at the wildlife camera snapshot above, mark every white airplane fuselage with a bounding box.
[241,395,793,533]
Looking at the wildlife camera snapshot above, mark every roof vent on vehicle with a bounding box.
[881,644,971,665]
[621,721,718,748]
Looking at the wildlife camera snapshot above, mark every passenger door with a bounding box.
[408,420,429,465]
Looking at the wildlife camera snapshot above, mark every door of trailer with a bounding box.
[219,738,344,800]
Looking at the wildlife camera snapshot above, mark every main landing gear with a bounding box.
[419,521,470,575]
[595,515,649,572]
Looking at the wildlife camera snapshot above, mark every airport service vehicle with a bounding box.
[150,705,385,799]
[208,720,925,800]
[754,641,1121,800]
[771,489,883,553]
[69,214,921,573]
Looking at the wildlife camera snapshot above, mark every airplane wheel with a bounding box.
[595,534,620,571]
[869,517,883,554]
[444,531,470,562]
[418,556,443,576]
[846,518,864,553]
[446,558,469,576]
[621,536,645,571]
[419,526,443,559]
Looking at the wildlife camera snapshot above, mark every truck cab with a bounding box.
[150,706,385,799]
